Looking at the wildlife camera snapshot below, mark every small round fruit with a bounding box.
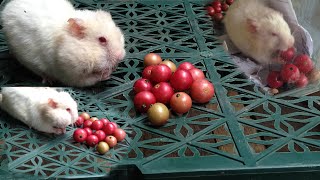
[170,92,192,114]
[170,69,193,91]
[221,3,229,11]
[213,13,223,22]
[105,135,118,148]
[89,117,99,122]
[73,128,88,143]
[206,6,215,16]
[267,71,284,89]
[280,47,295,62]
[100,118,109,126]
[190,79,215,103]
[142,65,155,80]
[150,64,172,83]
[161,60,177,73]
[214,6,222,13]
[212,1,221,8]
[80,112,90,120]
[151,82,174,104]
[113,128,126,142]
[226,0,234,5]
[96,142,110,155]
[178,62,195,71]
[83,127,93,136]
[91,120,104,130]
[133,78,153,94]
[133,91,157,113]
[144,53,162,67]
[83,120,93,128]
[94,130,106,142]
[293,54,314,74]
[86,135,99,147]
[147,103,170,126]
[295,73,309,88]
[75,116,84,127]
[280,64,300,83]
[102,122,116,135]
[110,122,118,128]
[189,68,205,81]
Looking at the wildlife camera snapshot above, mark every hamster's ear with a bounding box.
[67,18,86,38]
[48,98,57,109]
[246,18,258,33]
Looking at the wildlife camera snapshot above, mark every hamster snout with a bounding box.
[279,35,294,51]
[115,49,126,62]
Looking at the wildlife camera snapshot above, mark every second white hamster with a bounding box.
[1,0,126,87]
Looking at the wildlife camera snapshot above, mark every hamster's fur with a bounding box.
[0,87,78,135]
[1,0,126,87]
[223,0,295,65]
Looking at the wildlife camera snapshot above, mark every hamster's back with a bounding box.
[0,87,53,123]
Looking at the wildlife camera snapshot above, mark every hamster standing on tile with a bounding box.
[1,0,126,87]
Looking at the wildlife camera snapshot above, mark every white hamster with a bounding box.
[223,0,295,65]
[0,87,78,135]
[1,0,126,87]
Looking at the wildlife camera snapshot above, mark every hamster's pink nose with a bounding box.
[115,50,126,61]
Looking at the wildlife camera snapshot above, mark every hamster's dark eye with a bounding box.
[66,108,71,113]
[271,32,278,36]
[98,37,107,44]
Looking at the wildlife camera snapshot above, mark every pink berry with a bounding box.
[267,71,284,89]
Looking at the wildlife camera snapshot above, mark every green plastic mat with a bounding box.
[1,0,320,179]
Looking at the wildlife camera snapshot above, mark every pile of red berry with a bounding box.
[206,0,234,22]
[133,53,215,126]
[267,47,315,91]
[73,112,126,155]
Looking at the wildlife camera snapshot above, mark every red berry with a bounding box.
[293,54,314,74]
[213,13,223,22]
[133,78,153,94]
[102,122,116,135]
[91,120,104,130]
[142,65,155,80]
[75,116,84,127]
[83,127,93,136]
[221,3,229,11]
[280,47,295,62]
[267,71,284,89]
[212,1,221,8]
[86,135,99,147]
[214,6,222,13]
[100,118,109,126]
[73,129,88,143]
[83,120,93,128]
[295,73,309,88]
[280,64,301,83]
[94,130,106,142]
[206,6,215,16]
[226,0,234,5]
